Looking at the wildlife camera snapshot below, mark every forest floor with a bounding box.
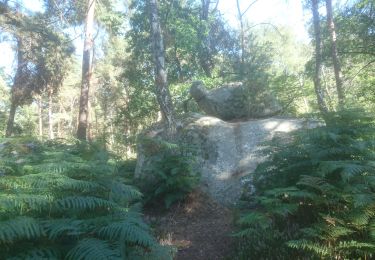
[144,190,234,260]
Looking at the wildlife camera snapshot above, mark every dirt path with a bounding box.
[145,190,234,259]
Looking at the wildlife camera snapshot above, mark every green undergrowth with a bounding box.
[136,137,200,210]
[234,110,375,259]
[0,137,172,259]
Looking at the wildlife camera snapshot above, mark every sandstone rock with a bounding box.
[135,114,314,206]
[190,81,281,120]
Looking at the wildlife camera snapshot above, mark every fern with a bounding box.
[0,217,44,243]
[0,138,172,259]
[55,196,117,211]
[66,238,121,260]
[98,219,155,247]
[235,110,375,259]
[7,248,60,260]
[138,138,200,209]
[43,218,83,239]
[0,194,54,212]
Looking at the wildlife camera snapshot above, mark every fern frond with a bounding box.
[237,212,271,228]
[110,182,142,202]
[1,173,100,191]
[27,161,81,175]
[0,217,44,243]
[287,239,331,256]
[297,175,334,194]
[264,186,316,200]
[325,226,355,240]
[98,219,155,247]
[349,210,372,227]
[233,227,258,237]
[370,219,375,240]
[7,247,59,260]
[352,193,375,207]
[318,161,373,181]
[43,218,83,239]
[125,244,175,260]
[0,194,53,212]
[336,240,375,250]
[66,238,121,260]
[54,196,117,211]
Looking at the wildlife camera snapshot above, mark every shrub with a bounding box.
[0,138,172,259]
[139,137,200,209]
[234,110,375,259]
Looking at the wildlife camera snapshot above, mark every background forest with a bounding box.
[0,0,375,259]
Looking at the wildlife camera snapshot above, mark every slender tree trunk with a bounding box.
[311,0,329,114]
[298,76,310,113]
[149,0,176,133]
[38,95,43,139]
[77,0,96,140]
[48,89,54,139]
[57,102,62,138]
[325,0,345,107]
[174,46,183,81]
[70,97,75,135]
[322,67,334,110]
[198,0,213,77]
[5,103,17,137]
[236,0,245,77]
[5,38,25,137]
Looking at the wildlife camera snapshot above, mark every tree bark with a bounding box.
[57,102,62,138]
[5,38,25,137]
[236,0,245,78]
[77,0,96,141]
[311,0,329,114]
[149,0,176,133]
[48,89,54,139]
[5,103,17,137]
[38,95,43,139]
[198,0,213,77]
[325,0,345,107]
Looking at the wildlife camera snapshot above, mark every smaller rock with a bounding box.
[190,81,281,120]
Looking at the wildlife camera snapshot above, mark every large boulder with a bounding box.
[135,114,314,206]
[190,81,281,120]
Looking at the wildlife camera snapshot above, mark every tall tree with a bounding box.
[148,0,175,132]
[48,89,54,139]
[311,0,329,114]
[197,0,217,77]
[77,0,96,140]
[325,0,345,107]
[5,38,27,137]
[1,2,73,137]
[236,0,258,77]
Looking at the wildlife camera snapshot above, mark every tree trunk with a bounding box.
[5,38,25,137]
[149,0,176,133]
[77,0,96,141]
[38,95,43,139]
[236,0,245,77]
[57,102,62,138]
[48,90,54,139]
[198,0,213,77]
[325,0,345,107]
[311,0,329,114]
[5,102,17,137]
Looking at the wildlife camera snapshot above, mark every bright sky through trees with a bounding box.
[0,0,338,77]
[219,0,309,41]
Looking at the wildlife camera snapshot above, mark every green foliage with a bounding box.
[234,110,375,259]
[0,138,172,259]
[138,137,200,209]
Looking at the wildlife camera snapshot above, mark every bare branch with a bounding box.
[240,0,259,17]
